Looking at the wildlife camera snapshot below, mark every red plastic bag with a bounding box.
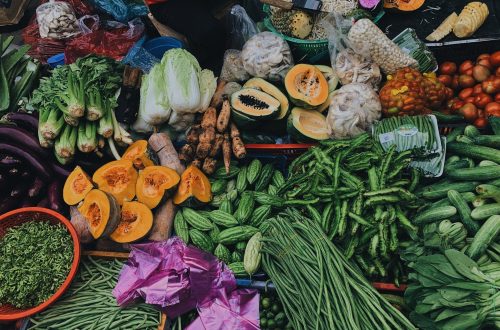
[65,17,144,63]
[23,18,67,63]
[38,0,94,16]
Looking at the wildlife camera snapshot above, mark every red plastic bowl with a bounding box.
[0,207,81,321]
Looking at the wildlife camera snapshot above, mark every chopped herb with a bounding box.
[0,221,73,308]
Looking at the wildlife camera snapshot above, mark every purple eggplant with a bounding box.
[52,163,71,178]
[28,177,45,198]
[37,197,49,208]
[48,181,64,212]
[0,143,52,181]
[0,196,20,214]
[10,181,29,198]
[0,155,22,168]
[0,125,50,159]
[2,112,39,134]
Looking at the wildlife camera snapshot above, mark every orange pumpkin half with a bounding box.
[136,166,181,209]
[173,165,212,207]
[383,0,425,11]
[92,160,138,205]
[110,201,153,243]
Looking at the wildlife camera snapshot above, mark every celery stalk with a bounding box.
[58,70,85,118]
[55,124,77,159]
[63,114,79,127]
[77,121,97,153]
[38,126,54,149]
[40,108,65,140]
[86,88,105,121]
[54,150,73,165]
[97,103,114,138]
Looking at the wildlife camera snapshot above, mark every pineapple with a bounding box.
[270,8,313,39]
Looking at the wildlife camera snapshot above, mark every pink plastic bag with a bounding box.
[112,238,260,329]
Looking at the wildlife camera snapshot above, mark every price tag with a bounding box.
[379,132,394,144]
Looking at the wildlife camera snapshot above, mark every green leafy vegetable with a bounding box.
[0,222,73,308]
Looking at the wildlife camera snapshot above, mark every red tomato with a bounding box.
[437,75,453,87]
[473,84,483,95]
[478,109,485,118]
[496,93,500,102]
[459,60,474,74]
[496,67,500,77]
[475,93,493,108]
[477,58,492,69]
[482,78,500,94]
[477,54,490,61]
[459,87,474,100]
[464,96,476,104]
[448,98,465,112]
[451,75,460,90]
[485,102,500,117]
[439,62,457,75]
[459,75,475,88]
[474,117,488,128]
[491,51,500,67]
[460,103,478,122]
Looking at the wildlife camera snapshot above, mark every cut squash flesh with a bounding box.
[315,65,339,93]
[136,166,180,209]
[78,189,120,239]
[231,88,280,120]
[383,0,425,11]
[63,166,93,205]
[243,78,290,120]
[110,201,153,243]
[285,64,329,109]
[92,160,138,205]
[122,140,158,170]
[173,165,212,207]
[287,107,329,142]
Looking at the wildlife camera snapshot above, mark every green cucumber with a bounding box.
[444,160,470,173]
[272,170,285,188]
[211,179,227,195]
[447,142,500,163]
[220,198,234,214]
[247,159,262,185]
[218,226,259,245]
[209,210,239,227]
[467,215,500,260]
[447,190,479,233]
[446,125,465,143]
[189,229,214,252]
[236,166,248,192]
[471,203,500,220]
[250,205,272,228]
[464,125,481,138]
[183,208,214,231]
[234,192,255,224]
[173,211,189,243]
[414,206,457,224]
[214,244,232,264]
[446,165,500,181]
[421,182,479,200]
[228,262,247,277]
[255,163,274,192]
[473,135,500,149]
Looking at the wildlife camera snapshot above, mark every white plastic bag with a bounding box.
[36,0,79,39]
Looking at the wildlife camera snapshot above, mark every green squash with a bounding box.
[230,88,280,120]
[287,107,329,142]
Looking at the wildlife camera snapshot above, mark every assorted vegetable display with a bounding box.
[1,2,500,329]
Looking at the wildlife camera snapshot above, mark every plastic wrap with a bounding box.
[220,50,250,82]
[64,17,144,63]
[112,237,260,329]
[87,0,148,23]
[241,32,293,82]
[335,49,381,89]
[36,1,80,39]
[0,0,30,25]
[322,12,352,68]
[348,19,418,74]
[227,5,259,50]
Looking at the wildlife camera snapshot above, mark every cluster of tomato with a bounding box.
[437,51,500,128]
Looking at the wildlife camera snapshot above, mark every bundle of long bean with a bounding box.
[261,209,416,330]
[29,257,162,330]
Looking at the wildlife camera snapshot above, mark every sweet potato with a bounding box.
[148,133,185,241]
[201,107,217,129]
[186,124,201,145]
[179,143,195,164]
[230,123,246,159]
[210,80,227,109]
[202,157,217,175]
[223,133,231,174]
[209,133,224,157]
[216,98,231,133]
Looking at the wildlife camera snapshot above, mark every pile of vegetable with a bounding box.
[281,133,422,280]
[174,158,286,276]
[133,49,216,134]
[437,51,500,128]
[0,221,73,308]
[0,36,40,115]
[29,257,162,330]
[261,209,416,330]
[0,112,68,214]
[30,55,130,165]
[402,125,500,329]
[179,95,246,175]
[63,137,184,244]
[259,292,291,329]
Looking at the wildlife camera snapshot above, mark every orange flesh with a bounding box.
[87,202,101,227]
[72,173,89,194]
[102,168,131,192]
[144,173,169,196]
[295,70,321,99]
[117,211,138,234]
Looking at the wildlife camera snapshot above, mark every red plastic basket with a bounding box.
[245,143,315,157]
[0,207,81,321]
